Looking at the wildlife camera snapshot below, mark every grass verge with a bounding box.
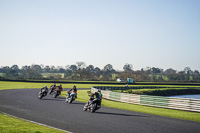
[0,113,67,133]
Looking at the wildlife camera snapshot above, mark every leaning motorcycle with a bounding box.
[49,86,56,94]
[53,89,61,98]
[65,91,76,103]
[38,89,47,99]
[83,97,101,113]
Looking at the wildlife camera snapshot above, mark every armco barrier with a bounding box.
[91,87,200,112]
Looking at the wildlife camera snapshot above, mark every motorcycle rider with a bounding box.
[89,89,102,108]
[52,83,56,88]
[56,84,63,95]
[40,86,48,96]
[49,83,56,94]
[66,85,77,101]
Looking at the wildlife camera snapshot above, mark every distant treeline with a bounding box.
[0,62,200,82]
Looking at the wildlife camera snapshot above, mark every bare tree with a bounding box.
[76,62,86,80]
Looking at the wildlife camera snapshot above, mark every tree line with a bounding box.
[0,62,200,82]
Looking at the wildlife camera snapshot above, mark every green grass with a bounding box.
[0,113,67,133]
[0,81,129,90]
[61,90,200,122]
[114,87,200,95]
[0,81,92,90]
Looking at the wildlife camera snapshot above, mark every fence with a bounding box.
[91,87,200,112]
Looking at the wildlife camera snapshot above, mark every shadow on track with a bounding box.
[39,98,64,101]
[69,102,85,105]
[39,96,65,101]
[95,111,148,117]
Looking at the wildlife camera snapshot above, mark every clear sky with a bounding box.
[0,0,200,71]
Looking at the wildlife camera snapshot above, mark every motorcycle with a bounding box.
[38,89,47,99]
[83,97,101,113]
[49,86,56,94]
[65,91,77,103]
[53,89,61,98]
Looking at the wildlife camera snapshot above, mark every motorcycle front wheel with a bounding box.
[53,93,57,98]
[83,103,88,111]
[38,92,43,99]
[91,103,96,113]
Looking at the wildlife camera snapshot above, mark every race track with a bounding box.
[0,89,200,133]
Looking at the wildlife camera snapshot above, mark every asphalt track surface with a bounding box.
[0,89,200,133]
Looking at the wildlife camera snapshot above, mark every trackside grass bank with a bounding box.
[0,113,67,133]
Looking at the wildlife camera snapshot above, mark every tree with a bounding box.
[123,63,133,79]
[76,62,86,80]
[50,65,55,72]
[184,67,192,74]
[11,65,20,72]
[123,63,133,72]
[44,66,50,73]
[21,65,30,70]
[76,62,86,70]
[150,67,163,74]
[69,65,77,72]
[86,65,95,72]
[5,69,19,79]
[103,64,115,72]
[164,68,177,74]
[31,64,42,73]
[94,67,102,79]
[20,69,42,79]
[59,68,65,73]
[194,70,200,75]
[65,69,73,78]
[102,64,115,80]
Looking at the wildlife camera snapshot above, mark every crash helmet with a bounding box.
[98,89,101,92]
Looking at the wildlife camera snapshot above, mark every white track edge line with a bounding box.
[0,111,73,133]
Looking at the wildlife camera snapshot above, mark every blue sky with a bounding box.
[0,0,200,71]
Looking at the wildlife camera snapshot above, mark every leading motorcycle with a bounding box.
[83,97,101,113]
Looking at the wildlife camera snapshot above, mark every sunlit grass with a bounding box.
[0,81,127,90]
[0,113,67,133]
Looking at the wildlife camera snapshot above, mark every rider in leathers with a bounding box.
[89,89,102,108]
[49,83,56,94]
[40,86,48,96]
[56,84,63,95]
[66,85,77,100]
